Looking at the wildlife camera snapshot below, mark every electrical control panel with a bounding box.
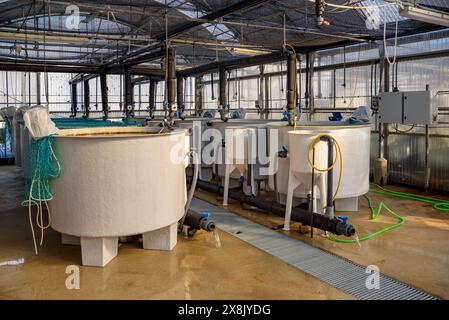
[378,90,439,125]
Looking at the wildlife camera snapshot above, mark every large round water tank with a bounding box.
[49,126,188,238]
[288,131,328,175]
[268,121,371,201]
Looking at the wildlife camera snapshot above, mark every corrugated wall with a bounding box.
[371,133,449,191]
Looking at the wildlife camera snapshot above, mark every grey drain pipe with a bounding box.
[320,135,335,220]
[188,178,355,237]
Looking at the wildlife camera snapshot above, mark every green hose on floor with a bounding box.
[328,182,449,243]
[369,182,449,213]
[327,195,405,243]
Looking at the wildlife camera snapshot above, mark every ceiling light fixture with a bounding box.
[230,47,271,56]
[399,5,449,28]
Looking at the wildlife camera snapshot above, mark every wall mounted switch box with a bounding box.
[378,91,439,125]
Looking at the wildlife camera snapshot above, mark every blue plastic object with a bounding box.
[201,211,211,219]
[338,215,349,223]
[329,112,343,122]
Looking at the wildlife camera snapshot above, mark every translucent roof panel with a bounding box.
[358,0,408,31]
[10,14,132,35]
[154,0,237,42]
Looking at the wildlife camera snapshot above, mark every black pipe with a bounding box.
[177,76,185,117]
[83,79,90,119]
[100,73,109,120]
[219,66,228,121]
[320,136,335,219]
[183,210,216,233]
[167,47,177,121]
[124,67,134,118]
[70,83,77,118]
[286,52,296,126]
[189,178,355,237]
[149,80,157,119]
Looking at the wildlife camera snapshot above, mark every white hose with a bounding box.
[26,140,58,255]
[383,5,399,66]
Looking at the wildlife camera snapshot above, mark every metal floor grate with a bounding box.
[191,198,438,300]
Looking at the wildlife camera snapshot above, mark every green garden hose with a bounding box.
[369,182,449,213]
[327,194,405,243]
[328,182,449,243]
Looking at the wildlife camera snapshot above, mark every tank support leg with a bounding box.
[142,223,177,251]
[80,237,118,267]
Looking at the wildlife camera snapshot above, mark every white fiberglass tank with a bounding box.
[49,126,188,267]
[268,121,371,211]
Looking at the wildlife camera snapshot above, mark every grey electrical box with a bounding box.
[403,91,431,124]
[378,90,439,125]
[378,91,403,123]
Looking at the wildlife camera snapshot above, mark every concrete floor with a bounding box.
[0,166,350,300]
[1,165,448,300]
[195,184,449,299]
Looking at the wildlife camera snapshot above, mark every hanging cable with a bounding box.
[383,5,399,66]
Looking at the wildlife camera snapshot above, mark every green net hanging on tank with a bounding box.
[23,135,61,205]
[23,111,143,254]
[22,134,61,255]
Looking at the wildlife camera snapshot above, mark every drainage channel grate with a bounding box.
[191,198,438,300]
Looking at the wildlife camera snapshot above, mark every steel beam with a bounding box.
[114,0,270,64]
[178,51,286,77]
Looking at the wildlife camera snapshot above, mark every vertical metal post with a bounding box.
[177,76,185,118]
[83,79,90,118]
[378,46,390,160]
[100,73,109,119]
[6,71,9,106]
[28,72,31,107]
[332,69,336,109]
[167,47,177,121]
[195,76,203,117]
[382,62,390,160]
[425,124,430,192]
[219,66,228,121]
[149,80,157,119]
[124,67,133,118]
[424,84,431,192]
[258,65,264,119]
[138,82,142,111]
[264,75,270,119]
[305,53,310,119]
[36,72,41,105]
[308,52,315,120]
[71,82,77,118]
[286,52,296,126]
